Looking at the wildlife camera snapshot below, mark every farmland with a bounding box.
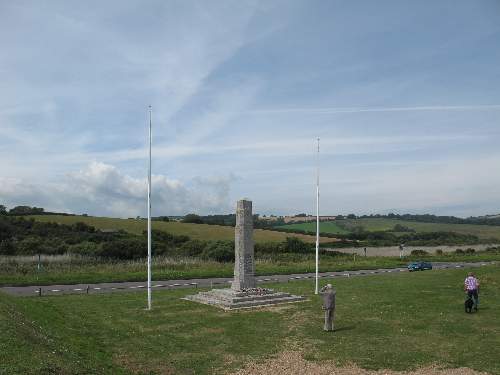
[274,220,349,234]
[29,215,332,243]
[276,218,500,240]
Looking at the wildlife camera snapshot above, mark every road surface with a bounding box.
[0,261,494,297]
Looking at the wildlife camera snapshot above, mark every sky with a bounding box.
[1,0,500,218]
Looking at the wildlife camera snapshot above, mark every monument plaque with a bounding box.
[184,199,305,310]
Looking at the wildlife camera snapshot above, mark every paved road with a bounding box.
[1,261,495,297]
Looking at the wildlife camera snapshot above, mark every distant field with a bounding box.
[346,218,500,240]
[275,221,349,234]
[276,218,500,240]
[29,215,332,244]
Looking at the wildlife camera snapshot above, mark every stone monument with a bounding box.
[184,199,305,310]
[232,199,256,291]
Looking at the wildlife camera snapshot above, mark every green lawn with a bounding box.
[29,215,329,243]
[1,266,500,374]
[275,221,349,234]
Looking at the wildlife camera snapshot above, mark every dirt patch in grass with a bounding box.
[113,352,176,375]
[230,351,489,375]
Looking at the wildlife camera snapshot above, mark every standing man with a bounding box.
[464,272,480,311]
[320,284,336,331]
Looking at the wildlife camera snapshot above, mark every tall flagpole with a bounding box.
[315,137,320,295]
[147,105,152,310]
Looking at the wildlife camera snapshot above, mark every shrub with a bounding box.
[43,238,68,255]
[465,248,476,254]
[201,241,234,262]
[179,240,207,257]
[455,249,465,254]
[182,214,203,224]
[255,242,284,255]
[435,249,443,255]
[284,237,312,254]
[411,249,429,256]
[393,224,415,233]
[100,238,147,259]
[70,241,102,256]
[16,236,44,255]
[0,239,15,255]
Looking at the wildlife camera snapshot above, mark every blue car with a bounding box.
[407,261,432,272]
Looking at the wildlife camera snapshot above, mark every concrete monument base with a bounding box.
[184,287,305,310]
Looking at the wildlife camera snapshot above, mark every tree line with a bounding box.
[0,214,325,262]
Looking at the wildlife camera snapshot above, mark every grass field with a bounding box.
[29,215,332,243]
[275,221,349,234]
[277,218,500,240]
[1,266,499,374]
[348,218,500,240]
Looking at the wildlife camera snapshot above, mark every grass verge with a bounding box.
[2,252,500,287]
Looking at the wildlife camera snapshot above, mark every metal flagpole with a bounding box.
[147,105,152,310]
[315,137,320,295]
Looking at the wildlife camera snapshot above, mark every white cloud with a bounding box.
[0,162,234,217]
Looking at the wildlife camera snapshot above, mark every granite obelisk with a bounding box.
[232,199,256,290]
[183,199,305,310]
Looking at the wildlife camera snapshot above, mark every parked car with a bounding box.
[407,261,432,272]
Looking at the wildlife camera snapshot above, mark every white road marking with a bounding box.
[51,289,61,292]
[137,285,145,288]
[93,287,101,290]
[73,288,83,291]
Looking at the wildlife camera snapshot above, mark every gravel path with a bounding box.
[231,351,489,375]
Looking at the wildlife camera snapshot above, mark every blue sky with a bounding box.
[1,0,500,218]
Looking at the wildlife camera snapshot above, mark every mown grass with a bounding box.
[2,251,500,287]
[29,215,333,243]
[1,265,499,374]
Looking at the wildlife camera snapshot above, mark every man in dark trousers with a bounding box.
[320,283,336,331]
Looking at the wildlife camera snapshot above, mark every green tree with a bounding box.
[182,214,203,224]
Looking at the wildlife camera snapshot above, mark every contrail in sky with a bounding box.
[246,104,500,115]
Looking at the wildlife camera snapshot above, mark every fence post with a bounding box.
[38,287,42,297]
[86,286,89,294]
